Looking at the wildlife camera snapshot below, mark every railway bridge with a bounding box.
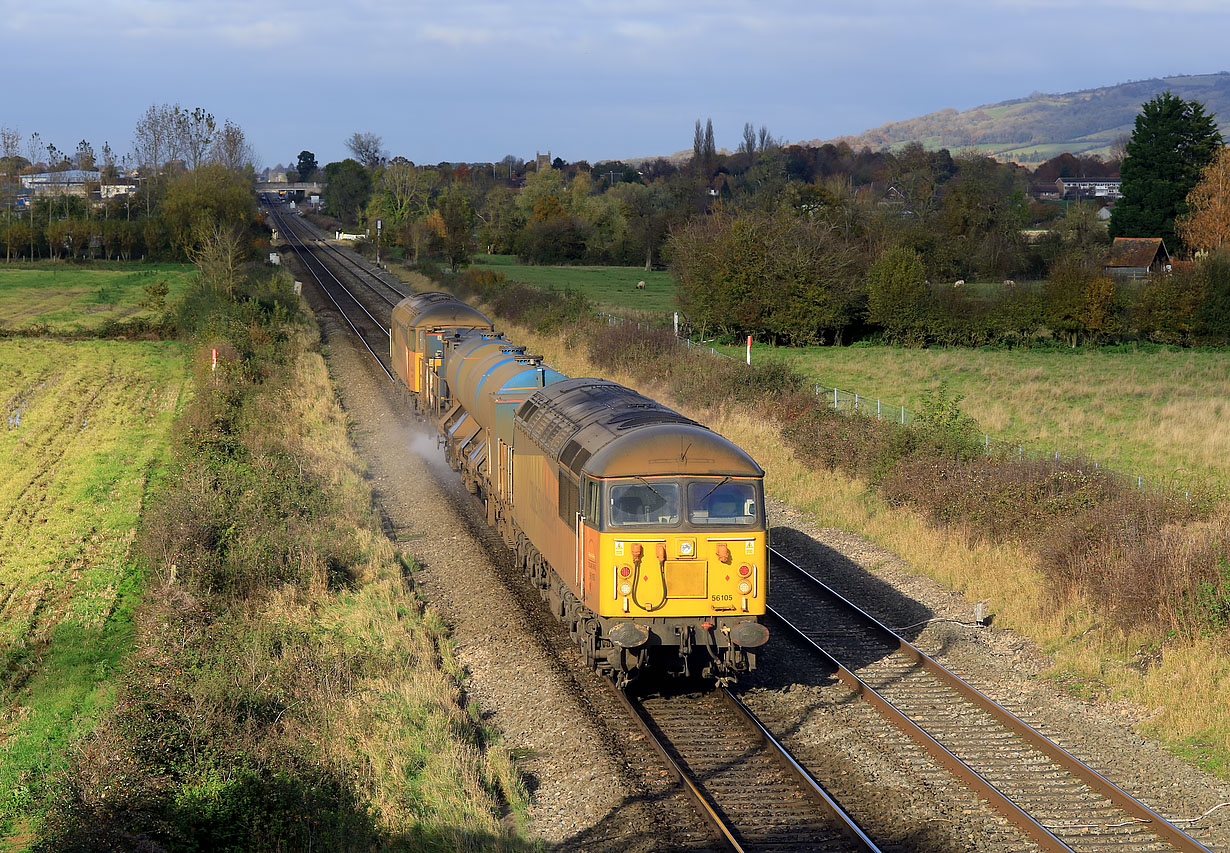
[255,180,325,197]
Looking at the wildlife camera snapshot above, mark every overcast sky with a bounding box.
[4,1,1229,170]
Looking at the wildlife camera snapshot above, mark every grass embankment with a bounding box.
[446,269,1230,779]
[720,342,1230,494]
[0,264,195,335]
[4,266,532,850]
[471,254,677,314]
[0,339,188,843]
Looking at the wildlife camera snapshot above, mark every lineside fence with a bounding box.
[595,310,1202,503]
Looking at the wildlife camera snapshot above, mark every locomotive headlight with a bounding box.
[620,582,632,595]
[679,540,694,556]
[739,581,751,594]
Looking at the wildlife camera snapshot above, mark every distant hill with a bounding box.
[819,73,1230,163]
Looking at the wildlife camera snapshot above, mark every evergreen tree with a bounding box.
[1110,92,1222,249]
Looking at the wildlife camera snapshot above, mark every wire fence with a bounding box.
[594,310,1202,503]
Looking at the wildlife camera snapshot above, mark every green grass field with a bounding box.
[0,338,188,839]
[476,256,1228,491]
[472,253,679,314]
[0,264,195,333]
[723,341,1230,492]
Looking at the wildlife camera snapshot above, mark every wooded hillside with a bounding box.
[821,73,1230,162]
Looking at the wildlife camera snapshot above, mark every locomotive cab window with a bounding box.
[583,476,601,525]
[687,480,760,526]
[608,481,679,527]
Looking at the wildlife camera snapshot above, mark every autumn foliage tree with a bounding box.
[670,210,862,345]
[1177,146,1230,254]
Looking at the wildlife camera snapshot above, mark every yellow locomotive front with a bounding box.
[589,476,765,617]
[584,474,769,677]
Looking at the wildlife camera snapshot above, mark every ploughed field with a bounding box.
[0,264,195,333]
[0,339,187,829]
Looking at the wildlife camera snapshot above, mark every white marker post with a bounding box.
[212,348,218,385]
[746,335,752,365]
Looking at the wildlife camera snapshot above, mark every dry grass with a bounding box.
[508,321,1230,777]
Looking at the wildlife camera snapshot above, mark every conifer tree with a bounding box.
[1110,92,1222,250]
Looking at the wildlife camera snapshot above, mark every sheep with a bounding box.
[1003,279,1016,288]
[636,280,646,290]
[954,279,965,287]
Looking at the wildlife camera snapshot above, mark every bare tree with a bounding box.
[175,106,215,170]
[2,126,21,262]
[26,132,43,170]
[346,131,386,170]
[134,104,177,213]
[191,224,246,296]
[739,122,757,158]
[757,125,778,152]
[210,120,256,174]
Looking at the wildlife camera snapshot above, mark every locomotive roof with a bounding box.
[515,377,762,479]
[406,301,493,329]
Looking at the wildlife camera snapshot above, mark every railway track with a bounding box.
[765,547,1214,853]
[263,199,397,379]
[274,210,410,304]
[615,680,880,852]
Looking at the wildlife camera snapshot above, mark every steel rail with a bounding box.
[718,687,882,852]
[609,686,747,852]
[267,205,391,332]
[769,546,1211,853]
[265,204,395,382]
[610,681,883,852]
[269,203,407,306]
[298,223,408,303]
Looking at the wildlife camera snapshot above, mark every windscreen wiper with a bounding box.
[634,476,665,499]
[697,476,731,504]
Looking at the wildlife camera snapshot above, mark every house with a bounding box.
[19,170,101,197]
[1103,237,1170,280]
[1056,177,1122,200]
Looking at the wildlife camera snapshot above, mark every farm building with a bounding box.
[1102,237,1171,280]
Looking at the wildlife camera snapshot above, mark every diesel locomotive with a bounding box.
[390,292,769,683]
